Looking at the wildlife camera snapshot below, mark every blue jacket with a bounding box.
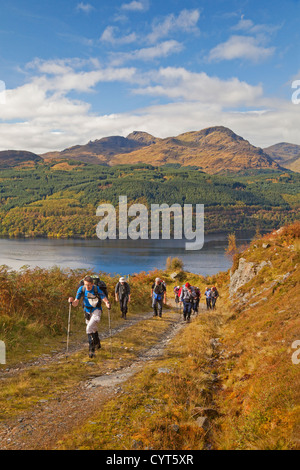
[76,285,106,313]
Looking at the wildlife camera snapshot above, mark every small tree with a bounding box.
[166,256,184,271]
[225,233,238,260]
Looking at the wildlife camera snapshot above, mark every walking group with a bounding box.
[68,274,219,358]
[173,284,201,323]
[174,284,219,320]
[204,286,219,310]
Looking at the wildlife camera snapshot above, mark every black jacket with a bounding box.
[115,282,131,298]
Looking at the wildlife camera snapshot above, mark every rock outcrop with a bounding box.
[229,257,272,298]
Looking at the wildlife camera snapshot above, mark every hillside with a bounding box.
[41,126,281,174]
[41,132,159,166]
[0,224,299,450]
[0,150,42,169]
[211,222,300,449]
[0,163,299,238]
[264,142,300,173]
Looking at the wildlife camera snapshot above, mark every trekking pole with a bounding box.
[66,302,72,359]
[108,307,113,358]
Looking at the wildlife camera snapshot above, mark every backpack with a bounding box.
[211,288,219,299]
[77,275,109,299]
[181,286,194,302]
[116,282,130,298]
[77,276,109,317]
[194,287,201,299]
[153,284,164,301]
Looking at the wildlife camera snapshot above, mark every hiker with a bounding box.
[211,286,219,310]
[204,287,212,310]
[68,275,111,358]
[115,277,131,319]
[174,286,180,304]
[192,286,201,314]
[151,278,166,317]
[179,282,196,322]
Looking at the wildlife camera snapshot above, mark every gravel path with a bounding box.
[0,304,189,450]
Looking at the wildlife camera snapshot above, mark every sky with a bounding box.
[0,0,300,154]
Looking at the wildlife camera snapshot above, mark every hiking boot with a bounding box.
[88,334,95,356]
[92,332,101,350]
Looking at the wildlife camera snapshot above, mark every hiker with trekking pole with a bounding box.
[68,275,111,358]
[115,277,131,320]
[151,277,166,318]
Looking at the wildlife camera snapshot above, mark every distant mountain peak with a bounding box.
[264,142,300,172]
[39,126,283,174]
[0,150,42,169]
[126,131,159,146]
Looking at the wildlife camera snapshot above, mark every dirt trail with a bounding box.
[0,304,190,450]
[0,310,156,379]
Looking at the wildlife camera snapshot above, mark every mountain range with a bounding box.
[41,126,281,174]
[263,142,300,173]
[1,126,300,173]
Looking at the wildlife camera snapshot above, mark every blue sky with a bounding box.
[0,0,300,153]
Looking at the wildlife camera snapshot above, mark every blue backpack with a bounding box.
[153,285,164,301]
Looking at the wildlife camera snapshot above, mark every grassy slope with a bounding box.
[0,267,159,366]
[212,223,300,449]
[57,224,300,450]
[0,225,299,450]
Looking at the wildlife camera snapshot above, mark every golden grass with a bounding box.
[1,223,299,450]
[210,223,300,450]
[0,311,175,421]
[56,310,224,450]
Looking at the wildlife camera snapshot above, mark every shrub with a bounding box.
[166,257,184,271]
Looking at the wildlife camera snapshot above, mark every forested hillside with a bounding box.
[0,161,299,238]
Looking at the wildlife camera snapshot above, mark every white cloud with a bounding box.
[0,59,300,154]
[208,35,275,63]
[110,40,183,66]
[0,59,139,123]
[208,15,279,64]
[100,26,137,45]
[147,9,200,44]
[76,2,94,14]
[26,58,80,75]
[232,16,281,35]
[121,1,149,12]
[134,67,264,107]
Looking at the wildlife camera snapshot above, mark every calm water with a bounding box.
[0,232,254,277]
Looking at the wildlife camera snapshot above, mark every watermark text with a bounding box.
[292,80,300,104]
[291,340,300,365]
[96,196,204,251]
[0,341,6,365]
